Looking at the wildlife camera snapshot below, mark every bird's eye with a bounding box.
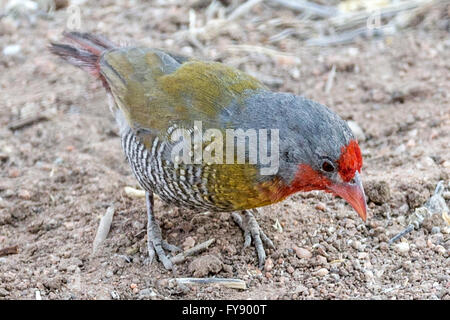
[321,160,335,173]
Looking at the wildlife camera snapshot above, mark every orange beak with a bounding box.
[328,171,368,221]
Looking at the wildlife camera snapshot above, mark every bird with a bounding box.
[49,32,368,270]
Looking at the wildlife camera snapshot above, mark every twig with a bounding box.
[306,25,395,46]
[92,206,115,253]
[226,44,300,63]
[172,277,247,290]
[227,0,263,21]
[325,64,336,94]
[0,245,18,257]
[7,115,48,131]
[330,0,435,29]
[268,28,297,43]
[171,238,215,264]
[268,0,338,18]
[389,181,449,245]
[124,186,146,198]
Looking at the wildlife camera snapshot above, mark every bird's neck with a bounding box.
[261,164,331,203]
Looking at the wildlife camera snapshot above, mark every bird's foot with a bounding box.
[144,217,181,270]
[231,209,275,268]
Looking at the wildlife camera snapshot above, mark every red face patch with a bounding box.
[337,140,362,182]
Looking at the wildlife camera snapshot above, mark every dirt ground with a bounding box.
[0,0,449,300]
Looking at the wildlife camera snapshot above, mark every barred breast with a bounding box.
[120,128,232,212]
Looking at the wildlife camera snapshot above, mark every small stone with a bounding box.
[395,242,410,254]
[431,227,440,234]
[182,236,195,250]
[315,202,327,212]
[347,120,366,142]
[352,240,362,251]
[265,272,272,279]
[358,252,369,260]
[54,0,69,10]
[287,266,295,274]
[4,189,14,198]
[222,264,233,273]
[434,245,446,255]
[264,258,274,272]
[422,156,435,166]
[364,270,374,282]
[219,212,229,221]
[197,226,206,234]
[398,204,409,215]
[130,283,137,289]
[395,144,406,154]
[2,44,21,56]
[0,288,9,297]
[316,255,327,265]
[406,139,416,148]
[110,291,120,300]
[18,190,31,200]
[315,268,329,277]
[294,247,312,259]
[139,288,156,298]
[8,168,20,178]
[415,237,427,249]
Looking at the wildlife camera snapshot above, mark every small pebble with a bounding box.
[264,258,274,272]
[395,242,410,254]
[352,240,362,251]
[315,268,329,277]
[182,236,195,250]
[8,168,20,178]
[18,190,31,200]
[287,266,295,274]
[2,44,21,56]
[316,255,327,265]
[431,226,440,234]
[347,120,366,142]
[294,247,312,259]
[315,202,327,211]
[139,288,157,298]
[222,264,233,273]
[364,270,374,282]
[358,252,369,260]
[434,245,446,255]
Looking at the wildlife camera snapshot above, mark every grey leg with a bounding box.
[145,191,181,270]
[231,209,275,268]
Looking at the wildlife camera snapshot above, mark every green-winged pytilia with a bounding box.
[50,32,367,270]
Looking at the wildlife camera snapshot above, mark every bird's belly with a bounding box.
[121,129,235,212]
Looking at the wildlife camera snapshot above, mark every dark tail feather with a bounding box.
[49,32,116,78]
[62,31,115,55]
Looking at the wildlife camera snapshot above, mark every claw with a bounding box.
[232,209,275,268]
[145,191,179,270]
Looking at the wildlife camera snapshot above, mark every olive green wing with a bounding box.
[99,47,266,136]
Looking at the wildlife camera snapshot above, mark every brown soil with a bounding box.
[0,1,449,300]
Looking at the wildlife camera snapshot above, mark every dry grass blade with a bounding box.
[171,238,215,264]
[92,206,115,253]
[269,0,338,18]
[173,277,247,290]
[0,245,19,257]
[227,0,263,21]
[124,186,146,198]
[8,115,48,131]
